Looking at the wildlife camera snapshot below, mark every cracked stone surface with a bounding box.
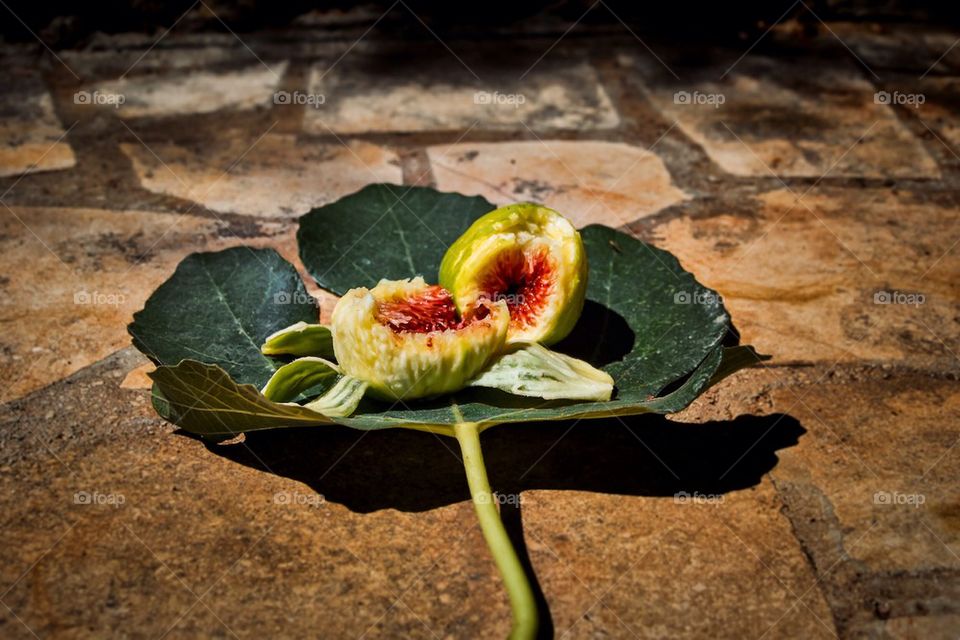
[0,351,834,640]
[645,187,960,366]
[0,206,314,403]
[1,16,959,640]
[305,54,619,134]
[84,62,289,119]
[427,140,689,227]
[120,134,402,217]
[0,66,76,178]
[635,54,940,179]
[770,373,960,575]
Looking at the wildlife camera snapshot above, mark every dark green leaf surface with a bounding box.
[297,184,497,294]
[128,247,318,390]
[148,344,755,435]
[133,186,762,436]
[149,360,335,438]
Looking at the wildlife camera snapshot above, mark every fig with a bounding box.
[330,277,509,401]
[439,203,587,345]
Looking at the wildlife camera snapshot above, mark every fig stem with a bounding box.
[454,421,538,640]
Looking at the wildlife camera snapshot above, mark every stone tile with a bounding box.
[648,187,960,366]
[826,22,960,76]
[767,372,960,575]
[885,615,960,639]
[62,43,252,78]
[671,364,960,632]
[0,206,212,403]
[305,55,618,134]
[427,140,689,227]
[119,362,155,390]
[634,54,940,178]
[905,76,960,150]
[82,61,288,119]
[0,68,76,178]
[525,482,834,639]
[120,134,401,217]
[0,350,832,639]
[0,206,326,404]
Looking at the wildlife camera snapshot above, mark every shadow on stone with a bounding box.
[196,412,804,514]
[193,411,802,637]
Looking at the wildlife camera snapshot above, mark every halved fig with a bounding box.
[330,277,509,401]
[439,204,587,346]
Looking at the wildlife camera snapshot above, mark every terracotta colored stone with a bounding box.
[523,481,834,639]
[0,70,76,178]
[84,62,288,119]
[427,140,689,227]
[120,362,155,390]
[0,206,328,404]
[767,372,960,575]
[635,55,940,179]
[120,135,401,217]
[305,57,619,134]
[0,349,833,639]
[648,187,960,366]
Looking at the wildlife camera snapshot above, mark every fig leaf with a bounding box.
[128,247,318,390]
[298,184,497,295]
[148,360,368,440]
[131,186,765,434]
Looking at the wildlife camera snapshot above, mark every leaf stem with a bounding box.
[454,422,538,640]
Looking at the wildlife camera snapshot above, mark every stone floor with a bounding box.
[1,11,959,640]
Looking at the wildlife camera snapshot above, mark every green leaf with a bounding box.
[469,343,614,402]
[149,360,370,438]
[149,360,336,439]
[134,186,762,435]
[128,247,318,389]
[261,322,334,358]
[297,184,496,295]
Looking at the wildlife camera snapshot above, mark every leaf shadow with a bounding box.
[197,411,804,513]
[194,411,801,640]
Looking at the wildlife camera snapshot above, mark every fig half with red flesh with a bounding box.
[331,277,509,401]
[439,204,587,345]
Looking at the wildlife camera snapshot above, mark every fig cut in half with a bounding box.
[331,277,509,401]
[439,203,587,346]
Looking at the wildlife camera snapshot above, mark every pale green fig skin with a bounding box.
[331,277,509,402]
[439,203,588,346]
